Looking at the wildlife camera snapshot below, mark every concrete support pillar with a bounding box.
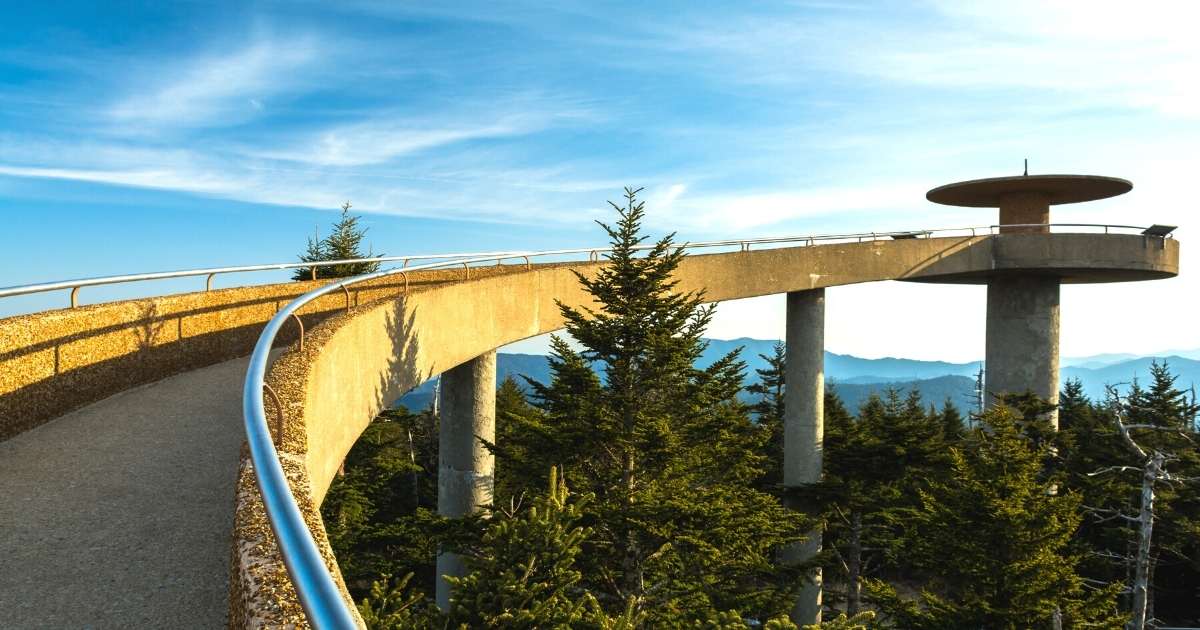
[435,350,496,611]
[985,275,1060,428]
[783,289,824,625]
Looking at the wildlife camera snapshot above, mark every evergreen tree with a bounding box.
[1127,361,1199,430]
[1079,364,1200,626]
[446,467,644,628]
[747,341,786,488]
[321,406,441,597]
[492,188,806,624]
[358,572,439,629]
[867,403,1124,629]
[493,375,547,501]
[938,398,965,441]
[818,389,947,615]
[293,201,382,280]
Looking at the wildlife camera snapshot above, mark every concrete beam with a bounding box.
[435,350,496,611]
[783,289,824,625]
[985,275,1060,428]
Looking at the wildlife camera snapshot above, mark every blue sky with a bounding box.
[2,1,1198,361]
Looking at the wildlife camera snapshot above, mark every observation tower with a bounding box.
[925,171,1172,426]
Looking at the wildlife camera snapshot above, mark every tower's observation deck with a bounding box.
[922,172,1169,426]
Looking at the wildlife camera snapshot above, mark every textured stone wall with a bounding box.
[0,268,475,442]
[227,264,536,629]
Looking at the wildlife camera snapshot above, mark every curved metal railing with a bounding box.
[238,221,1169,628]
[0,222,1168,311]
[0,251,526,308]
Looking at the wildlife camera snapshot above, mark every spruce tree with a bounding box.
[293,201,382,280]
[446,467,642,628]
[747,341,786,488]
[1091,364,1200,625]
[358,572,439,629]
[938,398,965,441]
[867,404,1124,629]
[818,389,946,615]
[493,375,548,501]
[321,406,441,598]
[492,188,806,624]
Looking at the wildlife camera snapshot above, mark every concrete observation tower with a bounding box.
[926,171,1152,427]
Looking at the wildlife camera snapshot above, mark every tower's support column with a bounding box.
[435,350,496,611]
[985,275,1060,428]
[783,289,824,625]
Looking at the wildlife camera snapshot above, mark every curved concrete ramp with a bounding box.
[0,355,250,628]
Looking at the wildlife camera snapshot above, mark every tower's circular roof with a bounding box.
[926,174,1132,208]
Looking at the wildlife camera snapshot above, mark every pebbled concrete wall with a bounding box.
[0,268,476,442]
[227,233,1177,628]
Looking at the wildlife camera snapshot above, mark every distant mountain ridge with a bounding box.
[396,338,1200,412]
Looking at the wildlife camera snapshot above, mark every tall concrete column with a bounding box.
[985,275,1061,427]
[783,289,824,625]
[435,350,496,611]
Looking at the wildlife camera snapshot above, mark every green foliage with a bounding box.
[814,387,950,614]
[747,341,787,487]
[322,188,1200,628]
[321,406,440,598]
[358,572,439,629]
[867,403,1123,629]
[1060,365,1200,625]
[293,201,382,280]
[447,467,645,628]
[937,397,965,440]
[759,611,874,630]
[492,188,807,625]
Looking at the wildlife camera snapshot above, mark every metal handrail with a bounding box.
[0,222,1161,311]
[244,252,551,629]
[0,251,525,307]
[240,220,1164,628]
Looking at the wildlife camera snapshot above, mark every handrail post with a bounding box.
[523,255,531,270]
[310,266,317,281]
[463,261,470,280]
[341,285,351,311]
[263,383,285,448]
[206,273,217,292]
[291,314,305,352]
[70,286,80,308]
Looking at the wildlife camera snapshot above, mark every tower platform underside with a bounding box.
[898,232,1178,286]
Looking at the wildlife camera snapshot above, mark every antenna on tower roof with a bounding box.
[1023,158,1028,176]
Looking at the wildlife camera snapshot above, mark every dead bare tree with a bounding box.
[1086,384,1196,630]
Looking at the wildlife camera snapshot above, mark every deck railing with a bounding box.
[0,223,1167,310]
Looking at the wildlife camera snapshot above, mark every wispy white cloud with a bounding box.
[864,1,1200,117]
[646,181,928,233]
[106,37,321,129]
[249,107,582,166]
[637,1,1200,117]
[0,141,617,226]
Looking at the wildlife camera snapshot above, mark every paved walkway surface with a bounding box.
[0,355,253,629]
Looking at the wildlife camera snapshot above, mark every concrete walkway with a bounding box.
[0,355,252,629]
